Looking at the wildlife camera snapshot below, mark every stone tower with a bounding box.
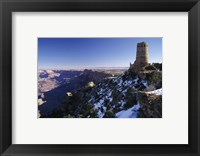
[134,42,148,66]
[129,42,149,73]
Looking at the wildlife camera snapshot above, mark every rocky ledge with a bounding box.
[137,92,162,118]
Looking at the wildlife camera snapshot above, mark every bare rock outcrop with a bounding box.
[137,92,162,118]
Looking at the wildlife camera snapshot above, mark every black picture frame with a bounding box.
[0,0,200,155]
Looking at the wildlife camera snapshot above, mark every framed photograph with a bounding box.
[0,0,200,155]
[37,38,162,118]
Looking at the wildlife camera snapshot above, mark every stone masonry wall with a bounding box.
[129,42,149,73]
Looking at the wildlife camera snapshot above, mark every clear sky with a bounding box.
[38,38,162,69]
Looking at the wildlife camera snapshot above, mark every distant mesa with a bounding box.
[129,42,149,73]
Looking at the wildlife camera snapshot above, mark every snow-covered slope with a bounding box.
[116,103,140,118]
[147,88,162,95]
[86,73,161,118]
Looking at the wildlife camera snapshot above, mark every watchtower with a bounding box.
[129,42,149,73]
[134,42,148,66]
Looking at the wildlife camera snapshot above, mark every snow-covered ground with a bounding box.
[115,103,140,118]
[147,88,162,95]
[90,75,161,118]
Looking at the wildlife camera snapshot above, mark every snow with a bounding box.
[96,106,107,118]
[112,77,118,83]
[106,76,116,79]
[97,110,104,118]
[141,80,148,87]
[147,88,162,95]
[90,74,159,118]
[94,97,109,118]
[118,86,123,92]
[133,77,139,84]
[107,89,112,96]
[94,99,104,109]
[119,100,126,108]
[118,79,123,86]
[108,97,113,102]
[111,76,140,91]
[122,88,127,94]
[99,88,103,94]
[112,76,123,86]
[123,80,132,86]
[103,106,107,112]
[116,103,140,118]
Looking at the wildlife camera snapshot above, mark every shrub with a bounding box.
[104,99,110,107]
[124,89,137,109]
[152,63,162,71]
[145,65,156,71]
[80,103,94,117]
[104,109,115,118]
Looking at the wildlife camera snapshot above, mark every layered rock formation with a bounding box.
[137,92,162,118]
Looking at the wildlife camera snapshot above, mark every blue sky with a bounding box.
[38,38,162,69]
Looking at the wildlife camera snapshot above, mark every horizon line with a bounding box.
[38,62,162,70]
[38,66,130,70]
